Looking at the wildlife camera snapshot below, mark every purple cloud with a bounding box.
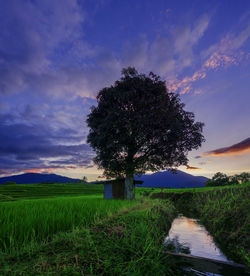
[0,97,96,176]
[203,138,250,157]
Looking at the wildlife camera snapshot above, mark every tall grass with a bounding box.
[1,200,179,275]
[0,196,139,254]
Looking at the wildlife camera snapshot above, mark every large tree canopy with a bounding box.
[87,67,205,199]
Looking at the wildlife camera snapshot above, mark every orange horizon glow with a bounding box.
[23,168,55,174]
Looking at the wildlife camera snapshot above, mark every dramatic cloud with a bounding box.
[0,0,87,95]
[0,4,215,99]
[122,13,211,78]
[0,98,95,176]
[0,0,124,99]
[0,4,215,176]
[203,138,250,157]
[1,1,249,177]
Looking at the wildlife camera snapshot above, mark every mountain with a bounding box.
[135,170,209,188]
[0,171,209,188]
[0,173,81,184]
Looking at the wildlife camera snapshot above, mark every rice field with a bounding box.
[1,199,178,275]
[0,183,104,201]
[0,181,249,274]
[0,195,139,254]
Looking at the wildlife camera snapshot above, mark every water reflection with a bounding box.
[164,215,231,262]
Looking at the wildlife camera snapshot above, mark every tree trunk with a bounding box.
[124,174,135,200]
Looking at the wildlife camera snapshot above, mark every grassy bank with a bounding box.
[152,183,250,265]
[1,199,178,275]
[190,184,250,265]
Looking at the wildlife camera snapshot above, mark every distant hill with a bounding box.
[0,171,209,188]
[135,170,209,188]
[0,173,81,184]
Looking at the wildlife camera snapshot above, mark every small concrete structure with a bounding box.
[93,179,143,199]
[103,182,113,199]
[164,251,250,275]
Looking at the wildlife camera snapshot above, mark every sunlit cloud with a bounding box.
[167,24,250,94]
[186,165,201,170]
[23,168,55,174]
[97,175,106,179]
[203,137,250,157]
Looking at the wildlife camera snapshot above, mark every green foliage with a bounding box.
[87,67,205,179]
[82,176,88,183]
[212,172,228,182]
[237,172,250,183]
[206,172,250,187]
[191,185,250,265]
[205,180,218,187]
[230,175,240,185]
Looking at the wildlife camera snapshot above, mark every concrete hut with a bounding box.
[94,179,144,199]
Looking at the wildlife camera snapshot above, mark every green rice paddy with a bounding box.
[0,182,249,274]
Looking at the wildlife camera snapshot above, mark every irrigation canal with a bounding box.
[164,215,250,275]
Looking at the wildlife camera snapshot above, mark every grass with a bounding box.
[152,182,250,193]
[0,182,223,202]
[1,181,249,274]
[151,182,250,265]
[0,183,104,201]
[189,183,250,265]
[0,199,179,275]
[0,196,140,255]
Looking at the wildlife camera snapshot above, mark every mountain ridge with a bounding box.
[0,171,209,187]
[135,170,209,188]
[0,173,80,184]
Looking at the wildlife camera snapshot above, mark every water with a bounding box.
[164,215,231,262]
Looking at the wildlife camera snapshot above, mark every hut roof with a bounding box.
[91,179,144,185]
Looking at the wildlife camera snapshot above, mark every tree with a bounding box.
[87,67,205,199]
[206,172,230,187]
[205,180,217,187]
[238,172,250,183]
[229,175,240,185]
[212,172,229,186]
[82,176,88,183]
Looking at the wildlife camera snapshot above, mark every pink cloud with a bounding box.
[167,25,250,95]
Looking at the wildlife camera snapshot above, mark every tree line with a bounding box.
[206,172,250,187]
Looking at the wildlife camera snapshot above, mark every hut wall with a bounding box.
[112,182,125,199]
[104,183,113,199]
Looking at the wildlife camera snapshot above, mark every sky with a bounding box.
[0,0,249,181]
